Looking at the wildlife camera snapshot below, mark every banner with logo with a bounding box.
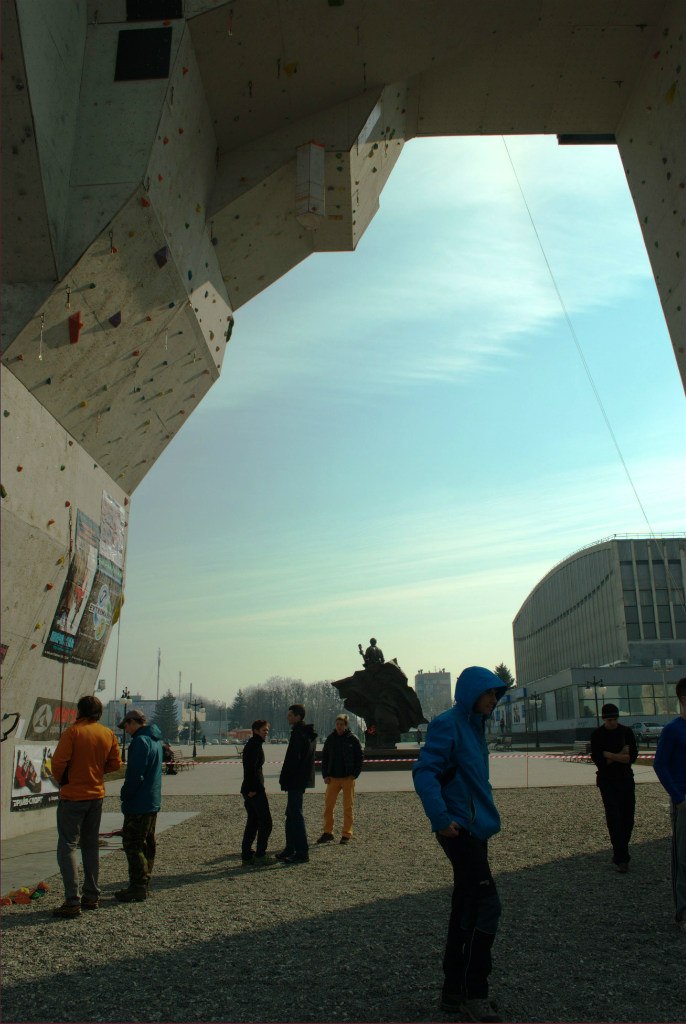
[70,570,122,668]
[25,697,78,742]
[11,744,59,811]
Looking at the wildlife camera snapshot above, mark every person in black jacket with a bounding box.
[590,703,638,872]
[277,704,317,864]
[240,720,274,866]
[317,713,363,845]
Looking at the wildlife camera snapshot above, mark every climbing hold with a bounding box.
[60,465,65,471]
[65,501,70,507]
[154,245,169,268]
[109,311,122,328]
[0,485,7,499]
[45,583,54,591]
[182,66,189,75]
[178,127,184,134]
[211,237,218,246]
[132,349,141,357]
[185,222,190,229]
[195,203,202,213]
[46,378,52,385]
[209,331,215,340]
[16,466,23,472]
[188,270,193,280]
[141,196,151,207]
[16,353,24,362]
[34,624,41,630]
[47,519,55,525]
[124,497,129,506]
[163,136,169,145]
[3,410,9,417]
[79,400,88,408]
[146,315,153,321]
[89,282,96,289]
[69,312,84,344]
[157,173,164,182]
[56,556,64,565]
[168,302,175,308]
[30,644,37,650]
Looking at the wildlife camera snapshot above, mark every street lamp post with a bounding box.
[530,693,542,749]
[584,676,606,729]
[120,686,131,762]
[188,697,204,758]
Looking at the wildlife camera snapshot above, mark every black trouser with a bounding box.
[122,813,157,889]
[437,831,502,1000]
[598,777,635,864]
[242,790,272,858]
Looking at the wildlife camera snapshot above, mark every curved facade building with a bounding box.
[513,536,686,686]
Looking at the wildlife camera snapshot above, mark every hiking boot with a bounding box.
[282,853,309,864]
[52,903,81,918]
[275,849,293,861]
[316,833,334,844]
[615,862,629,874]
[340,835,351,844]
[241,854,255,866]
[253,854,277,866]
[458,998,501,1022]
[114,887,147,902]
[80,898,99,910]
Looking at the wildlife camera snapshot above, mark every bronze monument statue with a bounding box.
[332,642,427,749]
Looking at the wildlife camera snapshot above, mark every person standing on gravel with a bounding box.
[115,709,163,902]
[50,695,122,918]
[653,677,686,930]
[413,666,507,1024]
[316,713,363,846]
[589,703,638,874]
[276,704,317,864]
[240,719,274,866]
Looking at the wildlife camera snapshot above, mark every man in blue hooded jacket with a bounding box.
[115,709,163,902]
[413,666,506,1024]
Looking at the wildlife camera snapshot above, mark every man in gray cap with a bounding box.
[115,709,163,901]
[589,703,638,873]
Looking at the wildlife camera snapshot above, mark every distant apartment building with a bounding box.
[509,535,686,740]
[414,669,452,720]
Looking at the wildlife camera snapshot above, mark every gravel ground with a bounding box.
[1,783,683,1024]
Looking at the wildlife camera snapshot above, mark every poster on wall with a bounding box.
[11,744,59,811]
[99,491,126,584]
[43,511,100,662]
[70,570,122,668]
[43,494,126,666]
[24,697,78,742]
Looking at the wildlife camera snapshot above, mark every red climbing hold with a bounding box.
[141,196,151,207]
[69,312,84,344]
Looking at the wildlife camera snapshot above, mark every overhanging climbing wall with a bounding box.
[1,0,684,839]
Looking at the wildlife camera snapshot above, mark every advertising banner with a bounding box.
[43,494,126,666]
[71,570,122,669]
[11,744,59,811]
[43,511,100,662]
[24,698,78,743]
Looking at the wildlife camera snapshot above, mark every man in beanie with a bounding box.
[316,714,363,845]
[50,695,121,917]
[115,709,163,901]
[653,677,686,929]
[413,666,507,1023]
[589,703,638,873]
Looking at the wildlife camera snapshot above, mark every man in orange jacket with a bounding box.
[50,695,121,917]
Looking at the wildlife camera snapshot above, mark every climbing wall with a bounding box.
[616,2,686,381]
[0,365,130,838]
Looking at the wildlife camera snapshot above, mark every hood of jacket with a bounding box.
[454,666,508,720]
[413,666,506,840]
[136,723,163,742]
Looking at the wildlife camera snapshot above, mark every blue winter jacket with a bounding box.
[413,666,507,840]
[120,723,163,815]
[653,716,686,805]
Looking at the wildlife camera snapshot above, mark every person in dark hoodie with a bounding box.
[115,709,163,902]
[589,703,638,873]
[240,719,274,866]
[316,713,363,845]
[654,677,686,930]
[276,704,317,864]
[413,666,507,1024]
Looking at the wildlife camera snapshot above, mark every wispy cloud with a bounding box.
[212,136,655,407]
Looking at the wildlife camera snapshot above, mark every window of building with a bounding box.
[555,686,575,720]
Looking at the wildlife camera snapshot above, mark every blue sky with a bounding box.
[100,135,685,705]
